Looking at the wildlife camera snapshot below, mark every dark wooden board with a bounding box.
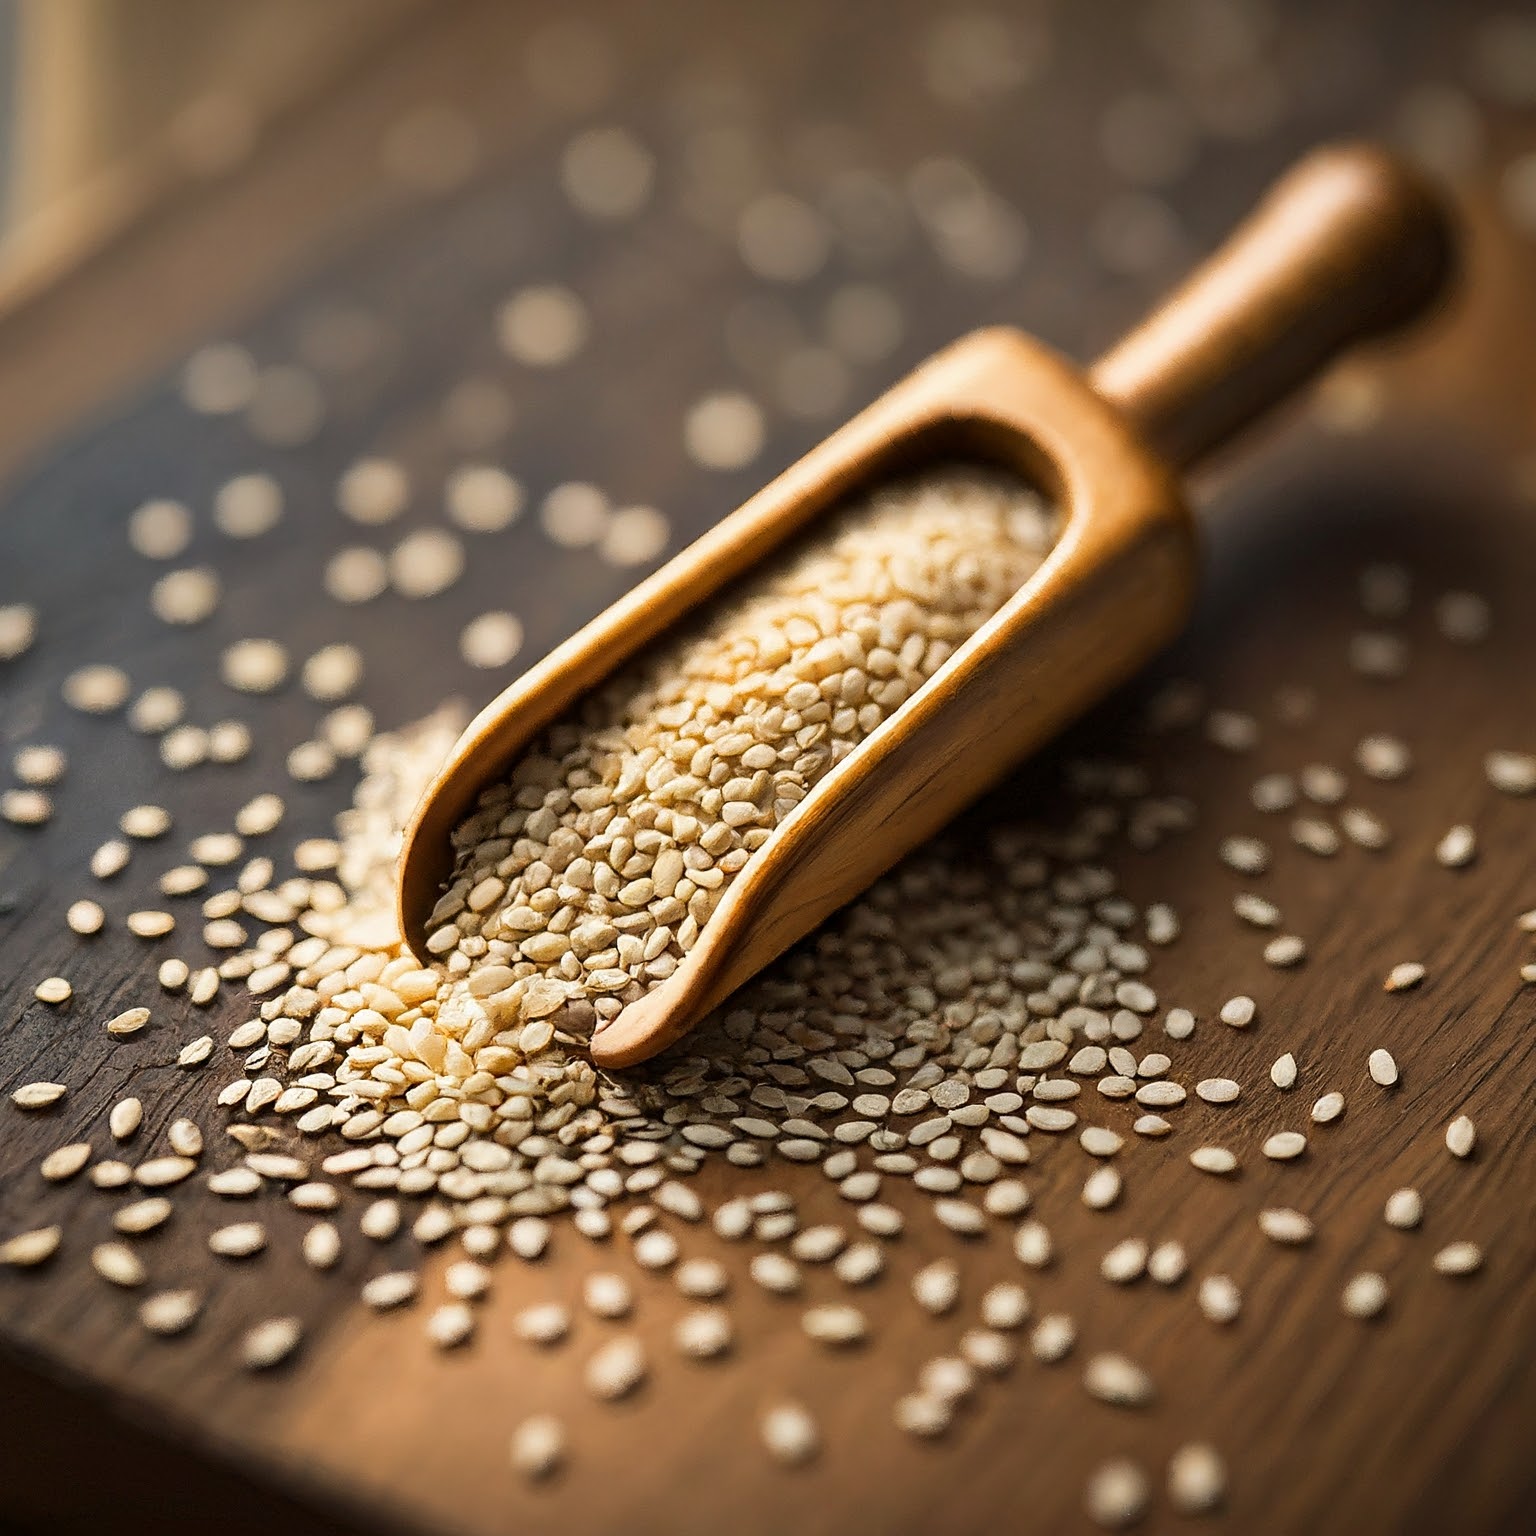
[1,2,1534,1533]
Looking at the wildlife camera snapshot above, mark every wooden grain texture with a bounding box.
[0,1,1533,1534]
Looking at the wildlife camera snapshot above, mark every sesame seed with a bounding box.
[140,1289,203,1335]
[1219,995,1256,1028]
[1368,1048,1400,1086]
[1385,1188,1423,1228]
[33,976,72,1004]
[510,1415,565,1481]
[1257,1207,1314,1245]
[1341,1272,1389,1319]
[1167,1443,1227,1514]
[585,1337,646,1400]
[1,1226,62,1267]
[1196,1078,1240,1104]
[11,1081,67,1109]
[1383,963,1424,993]
[242,1317,302,1369]
[1485,750,1536,796]
[1432,1241,1483,1276]
[1030,1313,1076,1363]
[1311,1092,1346,1124]
[1086,1459,1150,1529]
[1446,1114,1476,1158]
[1262,1131,1307,1161]
[1189,1146,1238,1175]
[760,1403,819,1467]
[1084,1352,1154,1408]
[1198,1274,1241,1323]
[1147,1241,1187,1285]
[1270,1052,1298,1089]
[92,1241,146,1288]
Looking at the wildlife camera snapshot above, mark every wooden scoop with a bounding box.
[396,142,1454,1067]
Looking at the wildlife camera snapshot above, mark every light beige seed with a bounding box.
[1264,934,1307,967]
[1198,1274,1241,1323]
[91,839,132,879]
[0,602,37,659]
[761,1402,819,1466]
[427,1302,477,1349]
[1257,1207,1314,1245]
[460,611,525,669]
[34,977,72,1004]
[92,1241,147,1287]
[1086,1459,1150,1529]
[243,1316,302,1369]
[802,1304,866,1346]
[1148,1241,1187,1285]
[1446,1114,1476,1158]
[303,1222,342,1269]
[1082,1166,1122,1211]
[1262,1131,1307,1161]
[3,788,52,825]
[1341,1272,1389,1319]
[1084,1352,1154,1408]
[510,1414,565,1481]
[1196,1078,1240,1104]
[14,744,66,785]
[894,1392,953,1438]
[585,1336,647,1400]
[1219,995,1255,1028]
[361,1271,420,1310]
[1435,824,1477,868]
[1486,750,1536,796]
[1168,1443,1227,1514]
[1311,1091,1345,1124]
[109,1097,143,1139]
[1383,963,1424,993]
[1,1226,61,1267]
[210,1222,267,1258]
[674,1306,733,1359]
[63,664,131,713]
[980,1281,1030,1330]
[1189,1146,1237,1175]
[1100,1238,1146,1283]
[114,1197,173,1235]
[1432,1241,1483,1276]
[40,1142,91,1181]
[1030,1313,1076,1363]
[127,910,175,938]
[1368,1048,1399,1086]
[1270,1052,1297,1089]
[151,565,221,624]
[912,1259,960,1314]
[12,1081,67,1109]
[106,1007,151,1038]
[584,1271,633,1318]
[221,638,290,693]
[389,529,466,599]
[140,1289,202,1336]
[1384,1187,1423,1229]
[67,900,106,936]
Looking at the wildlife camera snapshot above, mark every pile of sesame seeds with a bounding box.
[4,541,1519,1519]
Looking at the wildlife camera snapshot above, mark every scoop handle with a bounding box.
[1088,143,1455,470]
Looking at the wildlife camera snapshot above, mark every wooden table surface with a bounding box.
[1,2,1534,1533]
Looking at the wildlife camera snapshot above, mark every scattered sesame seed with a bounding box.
[1432,1241,1483,1276]
[1086,1459,1150,1529]
[33,976,72,1004]
[1383,963,1424,993]
[1198,1274,1242,1323]
[1446,1114,1476,1158]
[11,1081,67,1109]
[1219,995,1256,1028]
[1311,1092,1346,1124]
[1262,1131,1307,1161]
[1257,1207,1314,1245]
[0,1226,61,1267]
[1341,1272,1389,1319]
[1189,1146,1238,1176]
[242,1317,302,1369]
[1368,1048,1400,1086]
[139,1289,203,1335]
[510,1415,565,1481]
[1167,1443,1227,1514]
[585,1336,646,1400]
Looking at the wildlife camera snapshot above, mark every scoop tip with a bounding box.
[589,980,697,1069]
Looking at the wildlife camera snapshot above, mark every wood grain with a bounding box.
[0,2,1533,1534]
